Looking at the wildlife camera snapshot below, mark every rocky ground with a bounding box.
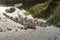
[0,6,60,40]
[0,19,60,40]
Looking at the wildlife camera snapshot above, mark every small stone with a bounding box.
[20,27,24,29]
[7,28,12,31]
